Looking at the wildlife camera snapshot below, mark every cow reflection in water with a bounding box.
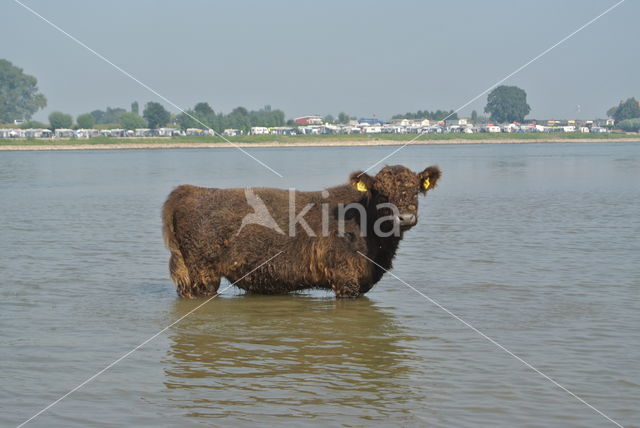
[163,295,421,424]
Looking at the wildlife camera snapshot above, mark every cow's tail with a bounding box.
[162,195,191,291]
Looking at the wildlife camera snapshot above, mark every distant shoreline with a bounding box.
[1,135,638,151]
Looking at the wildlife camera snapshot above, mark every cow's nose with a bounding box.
[398,213,416,226]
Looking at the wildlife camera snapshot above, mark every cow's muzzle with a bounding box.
[397,213,417,227]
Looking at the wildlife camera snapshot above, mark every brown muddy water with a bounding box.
[1,142,639,427]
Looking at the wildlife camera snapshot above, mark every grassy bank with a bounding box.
[0,132,638,149]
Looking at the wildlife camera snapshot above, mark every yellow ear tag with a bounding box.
[422,178,430,190]
[356,180,368,192]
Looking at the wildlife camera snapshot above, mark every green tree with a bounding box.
[194,102,214,117]
[228,106,250,131]
[231,106,248,116]
[48,111,73,129]
[177,103,286,132]
[90,107,126,124]
[617,118,640,132]
[131,101,139,115]
[143,102,170,129]
[90,109,105,124]
[176,110,198,130]
[391,109,458,121]
[76,113,95,129]
[0,59,47,123]
[323,114,335,124]
[119,112,147,130]
[176,102,215,130]
[194,102,216,127]
[19,120,49,129]
[470,110,478,123]
[609,98,640,122]
[484,85,530,123]
[337,112,350,124]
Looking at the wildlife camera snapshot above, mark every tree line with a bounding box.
[176,103,286,131]
[45,101,170,130]
[394,86,530,124]
[392,86,640,131]
[2,58,640,132]
[391,110,459,121]
[25,102,289,132]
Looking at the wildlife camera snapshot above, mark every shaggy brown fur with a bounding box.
[162,164,441,298]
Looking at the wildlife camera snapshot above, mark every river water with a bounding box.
[1,142,639,427]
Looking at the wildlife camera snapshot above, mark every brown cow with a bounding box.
[162,164,441,298]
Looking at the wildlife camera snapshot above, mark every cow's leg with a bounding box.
[170,252,191,295]
[176,262,221,298]
[331,281,361,298]
[194,270,221,298]
[178,272,220,298]
[326,248,370,298]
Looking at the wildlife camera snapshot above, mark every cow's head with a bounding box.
[350,165,441,231]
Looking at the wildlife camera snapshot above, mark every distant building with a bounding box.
[109,129,127,138]
[270,127,296,136]
[294,116,323,125]
[362,125,382,134]
[381,124,406,134]
[54,129,74,138]
[358,118,386,125]
[24,128,52,138]
[502,123,519,133]
[74,129,99,139]
[250,126,270,135]
[447,118,467,126]
[185,128,204,136]
[390,118,410,127]
[155,128,179,137]
[298,126,322,135]
[223,128,240,137]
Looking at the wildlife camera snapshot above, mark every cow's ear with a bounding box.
[418,166,441,192]
[349,171,374,193]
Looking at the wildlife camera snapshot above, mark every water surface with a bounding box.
[1,142,639,427]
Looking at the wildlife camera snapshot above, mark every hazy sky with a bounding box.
[2,0,638,121]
